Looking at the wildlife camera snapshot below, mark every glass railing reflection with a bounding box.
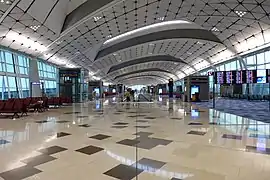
[209,109,270,134]
[105,150,194,179]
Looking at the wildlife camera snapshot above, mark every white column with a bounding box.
[29,58,42,97]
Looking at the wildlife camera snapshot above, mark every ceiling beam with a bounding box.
[95,29,222,60]
[107,55,186,74]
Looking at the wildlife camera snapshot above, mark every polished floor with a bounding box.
[0,97,270,180]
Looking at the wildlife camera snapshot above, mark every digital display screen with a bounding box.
[257,70,266,84]
[190,86,199,98]
[236,71,246,84]
[215,72,225,84]
[246,70,257,84]
[225,71,235,84]
[207,71,214,76]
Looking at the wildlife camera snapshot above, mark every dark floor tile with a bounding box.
[134,125,150,128]
[0,139,10,145]
[0,166,42,180]
[77,115,89,118]
[111,126,128,129]
[137,158,166,169]
[78,124,91,127]
[38,146,67,155]
[21,154,56,167]
[128,115,146,118]
[209,122,219,125]
[117,139,140,146]
[113,122,129,125]
[170,117,182,120]
[144,117,156,119]
[188,122,203,125]
[56,132,71,138]
[246,145,270,154]
[114,112,122,115]
[249,134,270,139]
[134,132,153,137]
[35,120,48,123]
[136,120,149,123]
[64,112,81,114]
[104,164,143,180]
[187,130,206,136]
[56,120,70,123]
[90,134,111,140]
[76,145,104,155]
[222,134,242,140]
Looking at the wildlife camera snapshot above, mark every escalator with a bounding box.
[138,94,152,102]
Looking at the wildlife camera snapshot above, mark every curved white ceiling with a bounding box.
[0,0,269,84]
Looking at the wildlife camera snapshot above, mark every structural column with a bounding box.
[168,78,173,98]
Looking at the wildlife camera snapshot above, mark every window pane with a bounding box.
[265,51,270,63]
[257,52,265,65]
[246,55,256,65]
[230,61,237,70]
[4,52,13,64]
[6,64,14,73]
[18,56,25,66]
[8,77,16,88]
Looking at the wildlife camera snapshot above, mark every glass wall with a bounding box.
[38,61,58,97]
[0,47,59,100]
[200,48,270,95]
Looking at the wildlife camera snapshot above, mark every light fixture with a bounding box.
[66,64,76,68]
[235,10,246,17]
[6,31,47,52]
[157,17,165,21]
[103,20,191,45]
[93,16,102,21]
[106,35,112,38]
[149,43,155,46]
[197,41,203,45]
[1,0,11,4]
[187,52,192,55]
[211,27,219,32]
[30,25,40,31]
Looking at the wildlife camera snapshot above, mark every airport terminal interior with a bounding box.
[0,0,270,179]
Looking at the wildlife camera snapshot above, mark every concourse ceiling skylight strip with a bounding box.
[103,20,191,45]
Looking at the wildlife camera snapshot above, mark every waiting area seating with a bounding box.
[0,96,72,118]
[221,94,270,101]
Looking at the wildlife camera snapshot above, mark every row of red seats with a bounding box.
[0,96,72,118]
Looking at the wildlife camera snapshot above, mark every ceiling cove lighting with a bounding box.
[6,31,47,52]
[103,20,191,45]
[235,11,247,17]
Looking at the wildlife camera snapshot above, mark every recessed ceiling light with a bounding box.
[30,25,40,31]
[235,10,246,17]
[211,27,219,32]
[149,43,155,46]
[94,16,102,21]
[157,17,165,21]
[106,35,112,38]
[5,0,11,4]
[113,53,118,56]
[197,41,203,45]
[187,52,192,55]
